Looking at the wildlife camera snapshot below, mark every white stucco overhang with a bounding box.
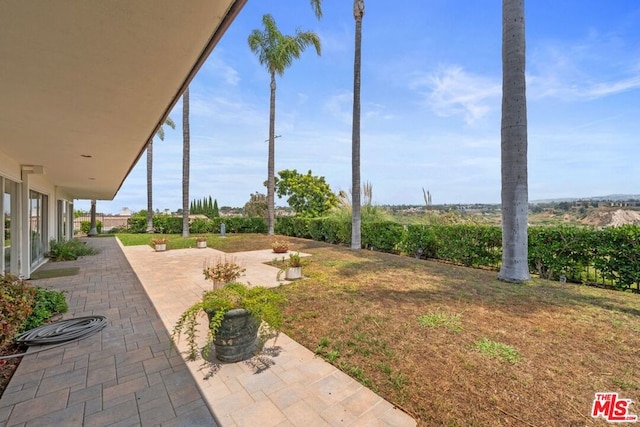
[0,0,246,200]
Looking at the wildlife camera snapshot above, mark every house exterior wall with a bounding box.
[0,150,73,278]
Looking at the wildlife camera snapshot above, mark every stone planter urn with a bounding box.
[206,308,260,363]
[196,241,207,249]
[154,243,167,252]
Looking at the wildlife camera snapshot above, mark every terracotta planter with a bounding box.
[272,248,288,254]
[206,308,260,363]
[285,267,302,280]
[196,241,207,248]
[154,244,166,252]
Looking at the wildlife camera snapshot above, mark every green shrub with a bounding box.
[21,288,68,331]
[0,275,35,350]
[361,221,405,253]
[211,217,267,233]
[80,220,102,234]
[404,224,501,268]
[127,215,147,233]
[528,226,594,281]
[592,225,640,290]
[404,225,441,258]
[126,215,267,235]
[47,239,99,261]
[152,216,183,234]
[190,218,213,234]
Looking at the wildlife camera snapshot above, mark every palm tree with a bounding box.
[309,0,322,18]
[146,117,175,232]
[351,0,365,251]
[248,14,321,235]
[182,87,190,238]
[498,0,530,282]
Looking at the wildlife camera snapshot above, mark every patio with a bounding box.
[0,237,415,426]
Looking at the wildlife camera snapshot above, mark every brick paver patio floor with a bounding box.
[0,237,216,426]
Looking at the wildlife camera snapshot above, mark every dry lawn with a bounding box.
[216,234,640,427]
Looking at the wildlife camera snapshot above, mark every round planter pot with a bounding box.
[272,248,288,254]
[154,244,166,252]
[196,241,207,248]
[206,308,260,363]
[285,267,302,280]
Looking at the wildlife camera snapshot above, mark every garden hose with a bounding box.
[0,315,108,360]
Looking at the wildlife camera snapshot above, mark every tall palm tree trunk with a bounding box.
[267,72,277,235]
[146,141,154,232]
[182,87,190,238]
[498,0,529,282]
[351,0,364,251]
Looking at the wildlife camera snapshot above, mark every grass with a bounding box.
[417,311,462,332]
[116,233,640,426]
[474,338,521,364]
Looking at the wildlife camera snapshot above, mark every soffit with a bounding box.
[0,0,244,199]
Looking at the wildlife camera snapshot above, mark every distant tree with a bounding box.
[530,204,543,214]
[498,0,529,282]
[147,117,176,232]
[274,169,338,217]
[248,14,321,234]
[212,199,220,217]
[243,192,268,218]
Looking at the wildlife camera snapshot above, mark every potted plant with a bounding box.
[172,257,285,363]
[277,252,303,281]
[195,235,208,248]
[202,256,246,288]
[271,239,289,254]
[151,237,168,252]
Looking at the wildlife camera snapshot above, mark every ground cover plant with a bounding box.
[47,238,99,261]
[116,233,640,425]
[0,275,67,395]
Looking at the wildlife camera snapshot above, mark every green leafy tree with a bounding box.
[248,14,321,235]
[499,0,529,282]
[274,169,338,217]
[243,192,268,218]
[147,116,176,232]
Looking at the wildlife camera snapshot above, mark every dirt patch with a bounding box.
[582,209,640,227]
[0,345,26,396]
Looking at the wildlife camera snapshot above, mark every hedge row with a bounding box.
[275,217,640,291]
[126,215,268,235]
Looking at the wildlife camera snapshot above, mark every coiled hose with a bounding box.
[0,315,108,360]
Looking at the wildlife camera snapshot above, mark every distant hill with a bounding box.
[532,194,640,204]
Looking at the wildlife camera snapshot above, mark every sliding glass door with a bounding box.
[29,190,48,267]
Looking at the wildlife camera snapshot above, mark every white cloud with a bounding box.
[410,65,501,125]
[203,55,241,86]
[528,36,640,101]
[323,91,352,124]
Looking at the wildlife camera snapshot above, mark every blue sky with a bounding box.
[80,1,640,214]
